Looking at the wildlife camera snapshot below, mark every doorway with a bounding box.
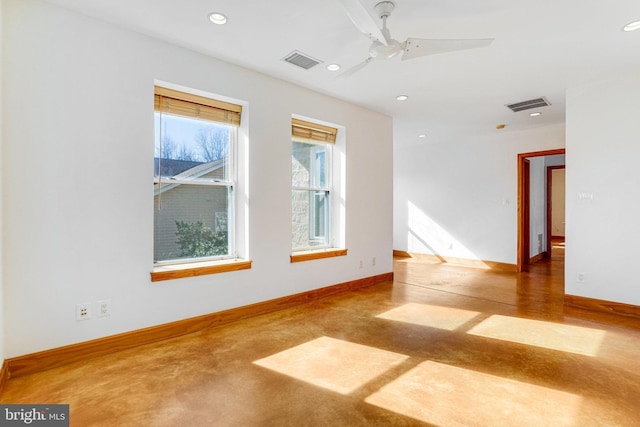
[517,149,565,272]
[546,165,566,255]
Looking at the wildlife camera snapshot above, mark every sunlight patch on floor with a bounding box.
[377,303,481,331]
[365,361,582,427]
[467,315,606,356]
[253,336,409,395]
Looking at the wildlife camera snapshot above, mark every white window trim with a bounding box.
[153,82,247,269]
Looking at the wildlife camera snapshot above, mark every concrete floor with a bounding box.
[3,243,640,426]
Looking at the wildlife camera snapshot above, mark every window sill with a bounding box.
[151,258,252,282]
[290,248,348,263]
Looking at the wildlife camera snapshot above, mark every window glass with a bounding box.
[292,141,330,250]
[154,185,230,261]
[154,114,229,181]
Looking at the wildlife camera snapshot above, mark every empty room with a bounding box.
[2,0,640,425]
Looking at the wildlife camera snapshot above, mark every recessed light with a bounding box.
[208,12,228,25]
[529,112,542,117]
[418,134,426,138]
[396,95,408,101]
[327,64,341,71]
[623,20,640,32]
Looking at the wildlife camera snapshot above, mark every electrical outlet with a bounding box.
[577,272,587,283]
[359,259,363,269]
[76,302,91,321]
[372,257,377,266]
[97,300,111,317]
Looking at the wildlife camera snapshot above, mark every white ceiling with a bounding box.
[42,0,640,143]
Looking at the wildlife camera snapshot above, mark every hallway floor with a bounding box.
[3,244,640,426]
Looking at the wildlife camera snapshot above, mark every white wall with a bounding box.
[394,123,565,265]
[545,154,566,168]
[565,72,640,305]
[0,0,5,363]
[2,0,393,357]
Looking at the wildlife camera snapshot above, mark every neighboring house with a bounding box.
[154,158,228,261]
[292,144,312,249]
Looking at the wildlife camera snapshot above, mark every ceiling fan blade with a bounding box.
[338,57,373,78]
[402,38,494,60]
[338,0,387,45]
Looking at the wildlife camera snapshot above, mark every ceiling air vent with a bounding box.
[282,50,322,70]
[506,97,551,112]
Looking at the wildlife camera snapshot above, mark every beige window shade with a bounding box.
[154,86,242,126]
[292,118,337,144]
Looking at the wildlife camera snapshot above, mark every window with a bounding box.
[153,86,242,266]
[291,118,337,252]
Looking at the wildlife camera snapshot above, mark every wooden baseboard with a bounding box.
[393,250,517,272]
[5,272,393,380]
[392,250,412,258]
[0,361,9,396]
[564,294,640,321]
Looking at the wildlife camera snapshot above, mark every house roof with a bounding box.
[154,158,204,178]
[154,158,226,196]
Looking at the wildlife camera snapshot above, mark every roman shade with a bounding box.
[292,118,337,144]
[154,86,242,126]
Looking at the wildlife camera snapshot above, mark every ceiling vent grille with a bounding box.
[506,97,551,112]
[282,50,322,70]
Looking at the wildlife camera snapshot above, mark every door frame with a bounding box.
[522,159,531,266]
[517,148,565,272]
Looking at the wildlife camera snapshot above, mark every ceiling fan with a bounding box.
[338,0,494,76]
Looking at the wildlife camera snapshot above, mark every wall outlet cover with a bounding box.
[76,302,91,321]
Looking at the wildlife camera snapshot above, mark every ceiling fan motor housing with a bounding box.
[369,39,402,59]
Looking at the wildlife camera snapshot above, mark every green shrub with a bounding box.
[175,221,227,257]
